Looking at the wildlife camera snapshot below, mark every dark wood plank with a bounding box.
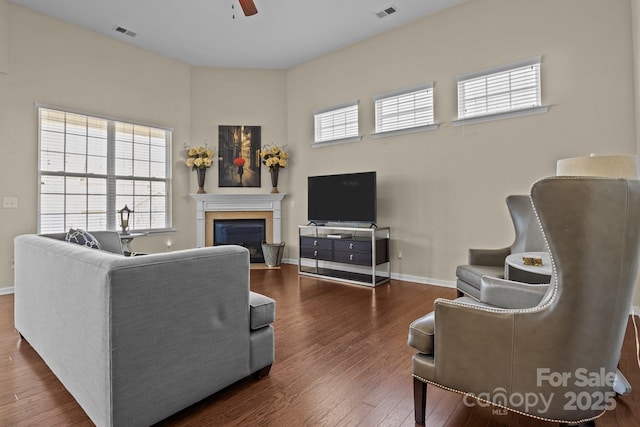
[0,265,639,426]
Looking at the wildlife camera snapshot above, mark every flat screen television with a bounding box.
[307,171,377,225]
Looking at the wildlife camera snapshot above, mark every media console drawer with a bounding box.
[333,250,371,265]
[300,236,332,250]
[300,247,332,261]
[333,239,371,253]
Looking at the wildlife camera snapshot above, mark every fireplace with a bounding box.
[214,219,266,263]
[191,194,286,250]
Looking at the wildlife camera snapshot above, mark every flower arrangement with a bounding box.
[185,145,214,170]
[233,157,246,167]
[260,145,288,171]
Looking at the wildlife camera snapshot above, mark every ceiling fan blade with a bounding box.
[238,0,258,16]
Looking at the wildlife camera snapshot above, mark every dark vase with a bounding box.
[270,167,279,194]
[197,168,206,194]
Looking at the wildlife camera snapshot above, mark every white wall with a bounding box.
[189,67,287,194]
[284,0,639,302]
[0,4,289,290]
[0,4,192,288]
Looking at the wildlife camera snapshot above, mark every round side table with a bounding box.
[504,251,552,284]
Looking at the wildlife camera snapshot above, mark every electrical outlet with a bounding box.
[3,197,18,209]
[397,250,403,259]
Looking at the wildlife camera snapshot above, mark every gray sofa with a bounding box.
[14,232,275,427]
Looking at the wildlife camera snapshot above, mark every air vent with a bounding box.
[375,6,398,19]
[114,26,137,37]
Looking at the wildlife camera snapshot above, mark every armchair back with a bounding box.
[507,194,545,254]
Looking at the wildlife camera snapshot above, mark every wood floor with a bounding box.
[1,264,639,426]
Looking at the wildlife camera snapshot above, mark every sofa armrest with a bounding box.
[468,247,511,265]
[40,230,124,255]
[91,231,124,255]
[250,291,276,330]
[480,276,548,309]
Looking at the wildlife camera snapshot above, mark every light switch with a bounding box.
[3,197,18,209]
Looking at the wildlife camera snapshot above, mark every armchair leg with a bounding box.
[456,289,464,298]
[413,377,427,425]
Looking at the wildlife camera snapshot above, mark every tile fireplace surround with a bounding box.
[190,193,286,248]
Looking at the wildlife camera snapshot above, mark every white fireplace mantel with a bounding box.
[191,193,286,248]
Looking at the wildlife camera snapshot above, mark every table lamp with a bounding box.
[118,205,133,234]
[556,154,640,178]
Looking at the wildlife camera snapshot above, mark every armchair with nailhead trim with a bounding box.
[409,177,640,426]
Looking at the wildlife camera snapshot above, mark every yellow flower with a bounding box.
[185,144,214,170]
[260,144,288,171]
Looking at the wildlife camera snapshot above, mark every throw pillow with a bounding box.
[65,228,101,250]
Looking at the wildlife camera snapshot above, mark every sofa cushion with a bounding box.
[65,228,101,250]
[249,292,275,330]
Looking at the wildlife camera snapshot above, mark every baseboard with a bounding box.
[390,272,456,288]
[0,286,14,295]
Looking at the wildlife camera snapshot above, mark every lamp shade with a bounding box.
[556,154,640,179]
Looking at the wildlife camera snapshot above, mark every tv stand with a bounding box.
[298,225,390,287]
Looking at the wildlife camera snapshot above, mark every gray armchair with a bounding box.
[456,194,546,299]
[408,177,640,425]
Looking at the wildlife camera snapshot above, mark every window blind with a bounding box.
[457,58,541,120]
[314,102,359,143]
[38,107,171,234]
[374,84,434,134]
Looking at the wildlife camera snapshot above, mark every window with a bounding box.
[38,106,172,234]
[313,101,360,147]
[373,84,436,137]
[455,56,547,125]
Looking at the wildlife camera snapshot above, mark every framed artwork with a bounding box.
[218,125,262,188]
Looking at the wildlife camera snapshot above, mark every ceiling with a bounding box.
[8,0,467,69]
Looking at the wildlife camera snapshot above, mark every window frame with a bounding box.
[37,105,173,234]
[372,83,438,138]
[312,101,362,148]
[453,56,548,126]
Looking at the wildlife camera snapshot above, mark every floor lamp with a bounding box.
[556,153,640,396]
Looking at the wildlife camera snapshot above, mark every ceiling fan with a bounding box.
[238,0,258,16]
